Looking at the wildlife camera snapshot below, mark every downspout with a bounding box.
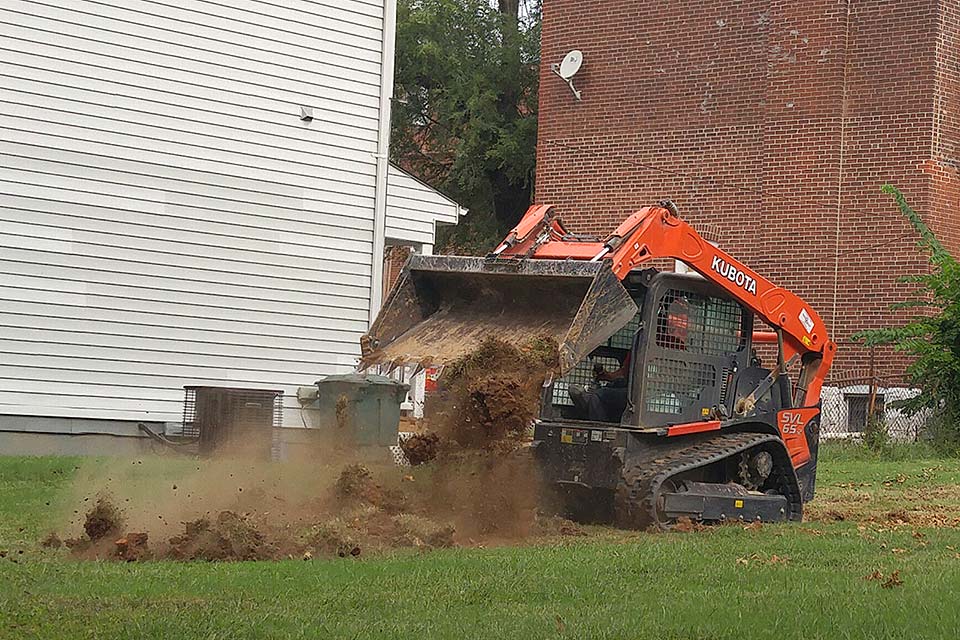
[369,0,398,326]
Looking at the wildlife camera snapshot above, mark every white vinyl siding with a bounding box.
[0,0,387,422]
[385,164,462,246]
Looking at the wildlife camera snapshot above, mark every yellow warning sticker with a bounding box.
[560,432,573,444]
[701,407,710,417]
[801,335,812,347]
[735,499,744,509]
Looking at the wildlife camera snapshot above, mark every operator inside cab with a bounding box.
[569,295,690,422]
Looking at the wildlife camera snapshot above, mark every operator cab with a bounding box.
[539,268,787,428]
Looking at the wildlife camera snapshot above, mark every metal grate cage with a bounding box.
[182,386,283,458]
[551,355,622,406]
[608,313,642,349]
[550,307,640,406]
[654,289,744,356]
[644,359,716,415]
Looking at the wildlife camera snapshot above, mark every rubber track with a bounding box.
[616,431,803,530]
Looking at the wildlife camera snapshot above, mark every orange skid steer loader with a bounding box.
[362,202,836,529]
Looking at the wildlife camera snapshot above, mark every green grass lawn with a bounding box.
[2,446,960,639]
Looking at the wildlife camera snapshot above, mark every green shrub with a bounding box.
[854,186,960,454]
[863,414,890,453]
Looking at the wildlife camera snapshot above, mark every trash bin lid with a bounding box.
[314,373,408,388]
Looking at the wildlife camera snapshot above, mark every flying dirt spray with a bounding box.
[48,338,576,561]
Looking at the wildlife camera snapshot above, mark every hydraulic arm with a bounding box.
[493,202,837,407]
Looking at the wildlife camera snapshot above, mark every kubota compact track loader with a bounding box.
[362,202,836,529]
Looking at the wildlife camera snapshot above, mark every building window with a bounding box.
[844,392,885,433]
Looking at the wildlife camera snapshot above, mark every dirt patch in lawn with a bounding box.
[806,482,960,528]
[54,458,569,562]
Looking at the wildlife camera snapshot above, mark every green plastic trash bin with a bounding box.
[298,373,409,448]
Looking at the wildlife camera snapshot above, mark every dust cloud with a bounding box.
[46,338,574,561]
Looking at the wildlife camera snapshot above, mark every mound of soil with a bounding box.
[168,511,280,561]
[56,498,136,559]
[307,508,455,557]
[424,337,557,449]
[115,532,149,561]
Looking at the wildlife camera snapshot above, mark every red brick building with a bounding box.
[536,0,959,377]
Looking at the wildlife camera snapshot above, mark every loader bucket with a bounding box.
[360,255,638,375]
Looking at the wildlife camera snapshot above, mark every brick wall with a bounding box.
[383,245,413,295]
[930,0,960,255]
[537,0,959,378]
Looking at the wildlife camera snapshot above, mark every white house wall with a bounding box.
[385,164,461,247]
[0,0,389,423]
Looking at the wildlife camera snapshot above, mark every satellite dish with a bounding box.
[551,50,584,101]
[558,50,583,80]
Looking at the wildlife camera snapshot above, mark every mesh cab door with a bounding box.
[633,274,752,427]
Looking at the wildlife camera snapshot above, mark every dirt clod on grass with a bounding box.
[400,433,442,466]
[40,532,62,549]
[56,497,133,558]
[736,553,790,566]
[115,532,149,562]
[675,517,706,533]
[83,497,124,541]
[883,570,905,589]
